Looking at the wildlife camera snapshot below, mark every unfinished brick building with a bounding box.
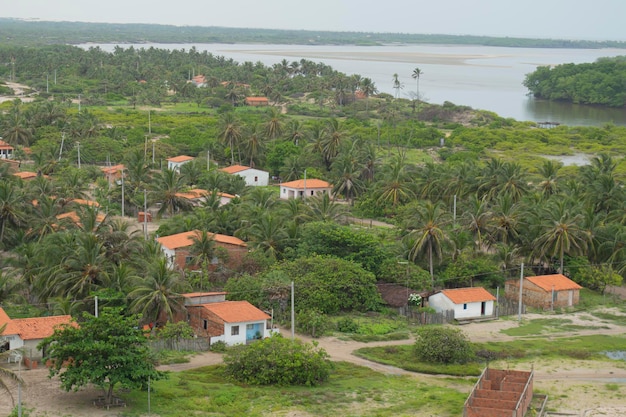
[505,274,582,310]
[463,368,533,417]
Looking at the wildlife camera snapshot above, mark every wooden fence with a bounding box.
[496,297,527,317]
[398,307,455,325]
[149,338,209,352]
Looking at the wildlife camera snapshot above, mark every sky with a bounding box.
[2,0,626,41]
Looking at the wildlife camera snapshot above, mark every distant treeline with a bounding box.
[1,18,625,49]
[524,56,626,107]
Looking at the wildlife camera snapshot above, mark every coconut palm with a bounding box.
[392,73,403,99]
[304,192,348,223]
[0,181,26,247]
[406,201,451,286]
[188,230,217,289]
[264,108,284,140]
[537,159,562,199]
[331,144,365,205]
[411,67,423,112]
[242,122,266,168]
[218,112,243,165]
[129,257,186,325]
[532,199,588,273]
[245,212,290,261]
[152,168,192,218]
[461,195,493,251]
[359,77,378,112]
[375,153,415,207]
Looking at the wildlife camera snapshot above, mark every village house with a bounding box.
[174,188,236,207]
[244,96,269,106]
[505,273,582,310]
[13,171,39,181]
[156,230,247,271]
[0,139,14,159]
[0,307,73,364]
[279,178,333,200]
[219,164,269,186]
[167,155,194,173]
[186,300,273,346]
[428,287,496,320]
[100,164,125,184]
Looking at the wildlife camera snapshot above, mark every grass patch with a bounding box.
[474,334,626,361]
[354,344,482,377]
[500,318,608,337]
[590,311,626,325]
[153,350,193,365]
[120,362,467,416]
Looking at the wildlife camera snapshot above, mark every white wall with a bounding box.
[428,292,455,313]
[237,169,269,187]
[429,294,494,319]
[211,320,269,346]
[161,247,176,268]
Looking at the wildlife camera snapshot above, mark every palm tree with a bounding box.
[331,144,365,205]
[411,67,423,112]
[129,257,186,325]
[375,153,415,207]
[304,192,348,223]
[461,195,492,251]
[406,201,451,286]
[242,122,266,168]
[0,324,23,407]
[188,230,217,290]
[321,118,346,170]
[245,213,289,261]
[2,100,33,146]
[392,73,403,99]
[264,108,284,140]
[537,160,562,199]
[359,77,378,112]
[218,112,243,165]
[532,200,588,273]
[152,168,192,218]
[0,181,25,246]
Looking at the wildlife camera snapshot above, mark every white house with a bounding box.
[186,301,276,346]
[0,140,14,160]
[0,307,73,361]
[279,178,332,200]
[428,287,496,320]
[220,164,269,187]
[167,155,194,172]
[174,189,236,207]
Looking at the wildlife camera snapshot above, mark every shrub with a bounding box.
[210,340,228,353]
[296,309,330,338]
[336,317,359,333]
[414,326,474,364]
[223,334,332,386]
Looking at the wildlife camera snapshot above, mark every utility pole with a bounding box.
[144,135,148,160]
[46,74,49,93]
[148,110,151,135]
[207,150,210,171]
[54,69,57,85]
[78,94,81,113]
[518,263,524,323]
[121,169,125,217]
[58,132,65,161]
[152,141,155,164]
[95,296,99,318]
[17,354,22,417]
[143,189,148,240]
[303,169,307,200]
[76,142,81,169]
[453,195,457,226]
[291,281,295,340]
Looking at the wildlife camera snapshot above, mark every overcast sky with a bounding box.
[3,0,625,41]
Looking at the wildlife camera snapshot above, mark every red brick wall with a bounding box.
[186,306,224,338]
[173,243,247,272]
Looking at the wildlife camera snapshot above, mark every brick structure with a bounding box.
[505,274,582,310]
[464,368,533,417]
[157,230,247,272]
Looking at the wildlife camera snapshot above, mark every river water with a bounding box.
[82,43,626,126]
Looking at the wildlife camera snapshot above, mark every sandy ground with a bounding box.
[2,308,626,417]
[0,81,36,103]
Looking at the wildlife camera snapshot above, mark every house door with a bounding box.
[568,290,573,306]
[481,302,486,316]
[246,323,260,341]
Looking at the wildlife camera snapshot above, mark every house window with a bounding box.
[463,303,467,310]
[231,325,239,336]
[185,256,193,265]
[282,188,286,194]
[246,324,254,330]
[203,319,208,330]
[254,176,258,182]
[310,190,314,196]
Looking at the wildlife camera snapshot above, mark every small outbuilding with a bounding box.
[428,287,496,320]
[167,155,194,173]
[505,274,582,310]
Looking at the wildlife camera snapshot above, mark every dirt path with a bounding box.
[3,310,626,416]
[0,81,37,103]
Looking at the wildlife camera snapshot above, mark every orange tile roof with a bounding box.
[220,164,251,174]
[0,140,13,150]
[526,274,582,292]
[440,287,496,304]
[183,292,228,298]
[280,179,331,189]
[56,211,106,225]
[175,188,209,200]
[70,199,100,207]
[167,155,194,163]
[157,230,246,250]
[0,308,74,340]
[101,164,125,174]
[201,301,270,323]
[13,171,38,180]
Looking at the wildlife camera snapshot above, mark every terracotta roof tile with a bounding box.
[183,292,227,298]
[175,188,209,200]
[0,140,14,150]
[440,287,496,304]
[280,179,331,189]
[167,155,194,163]
[201,301,270,323]
[0,308,74,340]
[70,199,100,207]
[220,165,251,174]
[157,230,246,250]
[13,171,38,180]
[526,274,582,292]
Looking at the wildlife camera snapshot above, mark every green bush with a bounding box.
[210,340,228,353]
[414,326,474,364]
[336,317,359,333]
[223,334,332,386]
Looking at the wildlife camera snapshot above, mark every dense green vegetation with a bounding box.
[2,18,625,48]
[524,56,626,107]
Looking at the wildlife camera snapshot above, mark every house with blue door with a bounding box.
[185,299,276,346]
